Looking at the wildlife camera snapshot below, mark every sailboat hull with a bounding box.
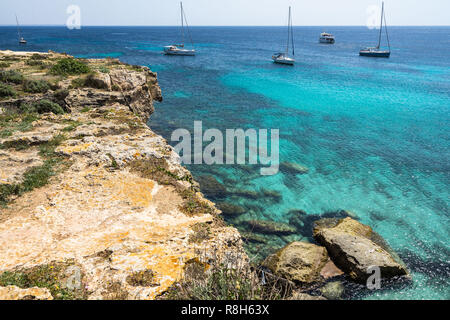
[359,50,390,58]
[164,48,196,56]
[273,57,295,65]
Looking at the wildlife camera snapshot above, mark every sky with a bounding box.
[0,0,449,26]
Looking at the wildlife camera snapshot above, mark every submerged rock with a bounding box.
[262,242,329,285]
[240,232,267,244]
[230,189,259,200]
[261,189,283,203]
[216,202,246,217]
[197,175,227,199]
[320,281,345,300]
[288,291,327,300]
[313,217,409,283]
[280,162,309,175]
[245,220,296,235]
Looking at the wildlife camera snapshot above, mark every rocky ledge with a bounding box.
[0,51,246,300]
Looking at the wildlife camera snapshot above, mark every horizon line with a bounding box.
[0,24,449,27]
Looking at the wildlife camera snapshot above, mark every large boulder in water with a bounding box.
[262,242,329,285]
[313,217,409,283]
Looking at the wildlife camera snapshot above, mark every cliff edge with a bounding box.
[0,51,246,300]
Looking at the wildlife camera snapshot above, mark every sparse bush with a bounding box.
[0,261,88,300]
[23,79,51,93]
[29,53,48,60]
[164,254,291,300]
[0,62,10,68]
[26,59,48,69]
[20,99,64,115]
[0,83,16,98]
[0,70,24,84]
[50,58,91,76]
[98,66,110,73]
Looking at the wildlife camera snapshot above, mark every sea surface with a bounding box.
[0,26,449,300]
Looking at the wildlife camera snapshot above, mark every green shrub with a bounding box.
[0,70,24,84]
[26,59,48,69]
[29,53,48,60]
[69,77,86,89]
[23,79,51,93]
[0,83,16,98]
[98,66,110,73]
[0,56,19,61]
[69,73,108,90]
[0,62,10,68]
[20,99,64,115]
[49,58,91,76]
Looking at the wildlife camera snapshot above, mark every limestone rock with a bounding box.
[88,72,112,91]
[313,217,409,282]
[262,242,329,284]
[109,68,147,91]
[0,286,53,300]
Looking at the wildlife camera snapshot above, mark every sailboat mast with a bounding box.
[180,2,185,46]
[377,2,384,49]
[286,6,291,55]
[291,8,295,56]
[15,14,21,40]
[383,4,391,51]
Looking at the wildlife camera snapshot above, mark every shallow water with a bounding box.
[0,26,449,299]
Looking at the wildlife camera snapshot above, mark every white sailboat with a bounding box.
[16,15,27,45]
[360,2,391,58]
[164,2,195,56]
[272,6,295,65]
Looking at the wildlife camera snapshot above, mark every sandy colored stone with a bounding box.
[0,286,53,300]
[262,242,328,284]
[314,217,409,282]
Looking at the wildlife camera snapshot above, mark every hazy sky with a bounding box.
[0,0,449,26]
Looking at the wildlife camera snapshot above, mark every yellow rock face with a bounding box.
[0,286,53,300]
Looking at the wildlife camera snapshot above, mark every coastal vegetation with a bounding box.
[49,58,91,76]
[0,261,88,300]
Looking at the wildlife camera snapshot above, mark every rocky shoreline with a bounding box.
[0,50,410,300]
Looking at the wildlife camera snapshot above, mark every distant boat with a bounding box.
[16,14,27,45]
[360,2,391,58]
[164,2,195,56]
[319,32,335,44]
[272,6,295,65]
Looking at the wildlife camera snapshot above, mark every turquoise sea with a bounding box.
[0,26,449,300]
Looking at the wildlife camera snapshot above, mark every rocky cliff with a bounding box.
[0,51,246,300]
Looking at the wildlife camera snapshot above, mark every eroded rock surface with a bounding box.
[262,241,329,285]
[313,217,409,282]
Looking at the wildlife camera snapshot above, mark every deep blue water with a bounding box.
[0,26,449,300]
